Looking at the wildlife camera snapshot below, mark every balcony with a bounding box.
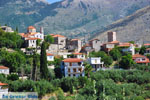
[66,66,84,68]
[0,89,8,92]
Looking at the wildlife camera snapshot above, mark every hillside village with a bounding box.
[0,25,150,99]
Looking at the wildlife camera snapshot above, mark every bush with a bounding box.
[7,74,19,81]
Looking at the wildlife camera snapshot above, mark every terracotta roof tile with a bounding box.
[73,53,84,55]
[47,53,53,56]
[0,83,8,86]
[63,58,83,62]
[118,43,131,47]
[144,43,150,46]
[52,34,65,38]
[26,38,41,40]
[132,54,146,58]
[28,26,36,29]
[71,39,79,41]
[108,41,120,44]
[0,66,9,69]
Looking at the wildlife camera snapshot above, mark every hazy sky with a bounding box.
[47,0,62,3]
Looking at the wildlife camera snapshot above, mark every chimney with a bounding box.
[40,27,44,34]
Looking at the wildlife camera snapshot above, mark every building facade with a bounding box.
[61,58,85,77]
[108,32,117,42]
[132,54,150,65]
[0,82,8,93]
[0,66,9,75]
[0,26,14,32]
[47,53,54,61]
[88,57,104,71]
[73,53,86,60]
[19,26,44,48]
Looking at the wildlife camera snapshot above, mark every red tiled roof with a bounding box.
[108,41,120,44]
[118,43,131,47]
[47,53,53,56]
[63,58,83,62]
[146,48,150,50]
[52,34,65,38]
[0,83,8,86]
[0,66,9,69]
[28,26,36,29]
[19,33,25,37]
[71,39,79,41]
[144,43,150,46]
[26,38,41,40]
[89,39,99,42]
[132,54,146,58]
[73,53,83,55]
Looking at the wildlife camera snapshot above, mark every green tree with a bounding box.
[15,26,18,33]
[36,39,41,48]
[7,74,19,81]
[45,35,54,44]
[110,48,122,61]
[32,54,40,81]
[2,51,26,72]
[128,41,135,44]
[89,51,113,67]
[40,42,49,80]
[119,54,134,69]
[139,46,146,55]
[84,63,93,77]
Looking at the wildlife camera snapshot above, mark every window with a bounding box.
[68,74,71,76]
[80,74,82,76]
[78,62,81,66]
[73,68,76,72]
[73,74,76,76]
[78,68,82,72]
[68,68,70,72]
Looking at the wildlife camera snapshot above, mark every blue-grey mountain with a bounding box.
[0,0,150,38]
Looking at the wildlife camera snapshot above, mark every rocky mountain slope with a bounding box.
[0,0,150,38]
[93,6,150,44]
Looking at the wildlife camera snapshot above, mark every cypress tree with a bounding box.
[40,41,48,79]
[32,54,39,81]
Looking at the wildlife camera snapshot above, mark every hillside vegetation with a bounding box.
[93,6,150,43]
[0,0,150,38]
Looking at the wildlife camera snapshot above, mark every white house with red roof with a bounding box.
[0,66,9,75]
[47,53,54,61]
[73,53,86,60]
[19,26,44,48]
[132,54,150,65]
[0,82,8,92]
[61,58,85,77]
[144,48,150,55]
[118,43,135,55]
[0,82,8,98]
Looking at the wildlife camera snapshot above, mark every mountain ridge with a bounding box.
[93,6,150,43]
[0,0,150,38]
